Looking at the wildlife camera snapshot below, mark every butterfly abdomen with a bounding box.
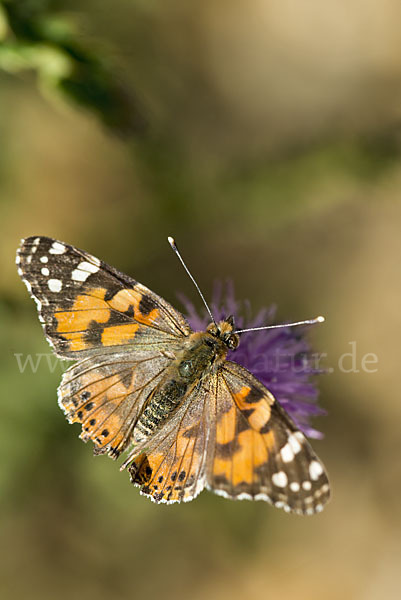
[134,378,190,440]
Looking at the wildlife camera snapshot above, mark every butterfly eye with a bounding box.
[226,335,239,350]
[179,360,194,378]
[206,322,219,337]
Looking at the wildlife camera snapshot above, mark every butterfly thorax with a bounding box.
[133,320,239,443]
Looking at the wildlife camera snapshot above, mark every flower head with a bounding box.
[179,280,326,439]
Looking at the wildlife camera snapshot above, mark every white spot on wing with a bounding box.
[212,488,230,499]
[48,278,62,292]
[236,493,253,500]
[272,471,288,488]
[49,242,66,254]
[79,261,100,274]
[40,256,48,263]
[71,261,100,282]
[290,482,300,492]
[302,480,312,491]
[31,238,40,253]
[309,460,324,481]
[281,443,294,463]
[254,493,272,503]
[41,267,49,276]
[23,279,32,293]
[288,433,303,454]
[71,269,89,282]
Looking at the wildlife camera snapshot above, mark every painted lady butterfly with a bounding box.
[16,236,330,514]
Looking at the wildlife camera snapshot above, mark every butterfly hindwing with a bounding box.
[17,236,191,359]
[207,361,330,514]
[58,349,173,458]
[127,382,212,503]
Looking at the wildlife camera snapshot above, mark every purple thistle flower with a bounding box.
[178,280,326,439]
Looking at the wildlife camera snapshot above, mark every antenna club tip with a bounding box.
[315,315,325,323]
[167,236,175,246]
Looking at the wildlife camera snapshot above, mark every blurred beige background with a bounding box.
[1,2,400,599]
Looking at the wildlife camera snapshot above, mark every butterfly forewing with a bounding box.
[17,236,191,359]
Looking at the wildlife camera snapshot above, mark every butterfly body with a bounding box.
[134,324,235,442]
[16,236,330,514]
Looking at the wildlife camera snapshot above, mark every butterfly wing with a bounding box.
[207,361,330,514]
[58,349,174,458]
[126,381,213,503]
[16,236,191,359]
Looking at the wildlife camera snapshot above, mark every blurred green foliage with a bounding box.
[0,0,147,134]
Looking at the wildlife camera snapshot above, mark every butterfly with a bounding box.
[16,236,330,514]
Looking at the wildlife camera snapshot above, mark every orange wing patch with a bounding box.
[54,286,135,352]
[213,405,237,482]
[213,403,274,489]
[54,288,109,332]
[53,286,161,352]
[101,323,139,346]
[231,384,272,432]
[108,289,159,327]
[53,287,110,351]
[129,420,207,503]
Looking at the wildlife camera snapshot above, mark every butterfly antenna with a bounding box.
[235,315,325,334]
[168,236,217,326]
